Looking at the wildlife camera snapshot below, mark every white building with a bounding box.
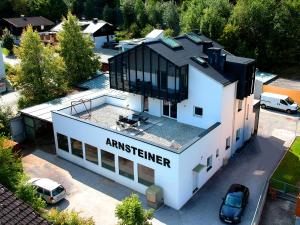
[19,33,259,210]
[51,18,115,49]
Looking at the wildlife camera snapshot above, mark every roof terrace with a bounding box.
[72,103,205,152]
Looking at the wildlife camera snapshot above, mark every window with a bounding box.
[207,155,212,171]
[101,150,115,172]
[119,157,134,180]
[216,149,219,158]
[236,129,241,141]
[138,164,154,186]
[85,144,98,164]
[71,138,83,158]
[57,133,69,152]
[163,100,177,119]
[194,106,203,116]
[238,100,243,111]
[226,137,230,150]
[44,189,51,196]
[280,99,287,105]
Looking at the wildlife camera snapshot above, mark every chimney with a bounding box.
[93,18,98,24]
[207,47,226,72]
[202,41,213,54]
[21,15,26,20]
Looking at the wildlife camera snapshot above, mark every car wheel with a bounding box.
[261,104,266,109]
[287,109,292,114]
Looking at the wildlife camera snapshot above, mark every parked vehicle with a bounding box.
[260,92,298,114]
[219,184,249,224]
[29,178,66,204]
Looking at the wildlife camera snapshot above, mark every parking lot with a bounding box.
[22,109,299,225]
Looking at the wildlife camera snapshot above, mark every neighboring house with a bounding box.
[118,29,164,52]
[0,184,50,225]
[51,18,115,49]
[1,16,54,37]
[12,33,259,210]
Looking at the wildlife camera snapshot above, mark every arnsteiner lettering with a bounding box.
[106,138,171,168]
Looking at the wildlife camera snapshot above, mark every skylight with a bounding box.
[161,37,182,49]
[191,56,208,67]
[186,32,203,44]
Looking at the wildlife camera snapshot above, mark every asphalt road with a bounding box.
[22,109,298,225]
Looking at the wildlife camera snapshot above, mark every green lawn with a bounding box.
[2,48,9,56]
[271,137,300,193]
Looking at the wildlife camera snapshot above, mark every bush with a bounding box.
[47,208,95,225]
[15,176,46,212]
[0,105,13,136]
[1,29,14,54]
[115,194,154,225]
[0,139,23,191]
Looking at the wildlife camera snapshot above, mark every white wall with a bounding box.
[178,124,222,207]
[177,65,223,129]
[0,48,5,79]
[148,97,161,117]
[94,35,115,49]
[232,94,255,152]
[220,82,237,159]
[52,112,182,209]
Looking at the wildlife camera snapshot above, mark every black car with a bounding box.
[219,184,249,224]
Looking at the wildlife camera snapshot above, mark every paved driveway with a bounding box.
[22,109,298,225]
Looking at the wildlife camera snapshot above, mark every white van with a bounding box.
[260,92,298,114]
[29,178,66,204]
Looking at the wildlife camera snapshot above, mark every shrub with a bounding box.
[47,208,95,225]
[115,194,154,225]
[1,29,14,54]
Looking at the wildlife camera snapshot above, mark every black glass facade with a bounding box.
[109,44,188,103]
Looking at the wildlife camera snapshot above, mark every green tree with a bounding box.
[103,4,115,24]
[145,0,162,27]
[200,7,226,40]
[180,0,205,33]
[0,105,13,136]
[1,29,14,54]
[0,139,23,191]
[14,26,68,108]
[120,0,135,28]
[58,12,100,85]
[15,176,46,212]
[229,0,276,64]
[115,194,154,225]
[47,208,95,225]
[134,0,147,28]
[162,1,180,35]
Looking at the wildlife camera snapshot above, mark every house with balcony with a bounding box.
[16,33,259,210]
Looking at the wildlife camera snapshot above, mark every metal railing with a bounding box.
[270,178,300,197]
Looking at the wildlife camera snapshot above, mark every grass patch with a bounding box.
[271,137,300,193]
[2,48,9,56]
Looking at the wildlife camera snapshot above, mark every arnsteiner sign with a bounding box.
[106,138,171,168]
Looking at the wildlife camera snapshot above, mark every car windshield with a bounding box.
[286,97,294,105]
[225,193,242,208]
[52,185,65,196]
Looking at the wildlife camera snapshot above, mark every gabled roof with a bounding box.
[0,184,50,225]
[2,16,54,28]
[51,20,113,34]
[145,29,164,39]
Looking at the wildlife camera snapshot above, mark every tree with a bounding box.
[0,105,13,136]
[145,0,162,27]
[180,0,205,33]
[200,7,226,40]
[115,194,154,225]
[14,26,68,108]
[47,208,95,225]
[162,1,180,35]
[1,29,14,54]
[120,0,135,28]
[15,176,46,211]
[134,0,147,28]
[0,138,23,191]
[58,12,100,85]
[103,4,115,24]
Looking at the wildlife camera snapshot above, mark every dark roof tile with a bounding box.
[2,16,54,28]
[0,184,51,225]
